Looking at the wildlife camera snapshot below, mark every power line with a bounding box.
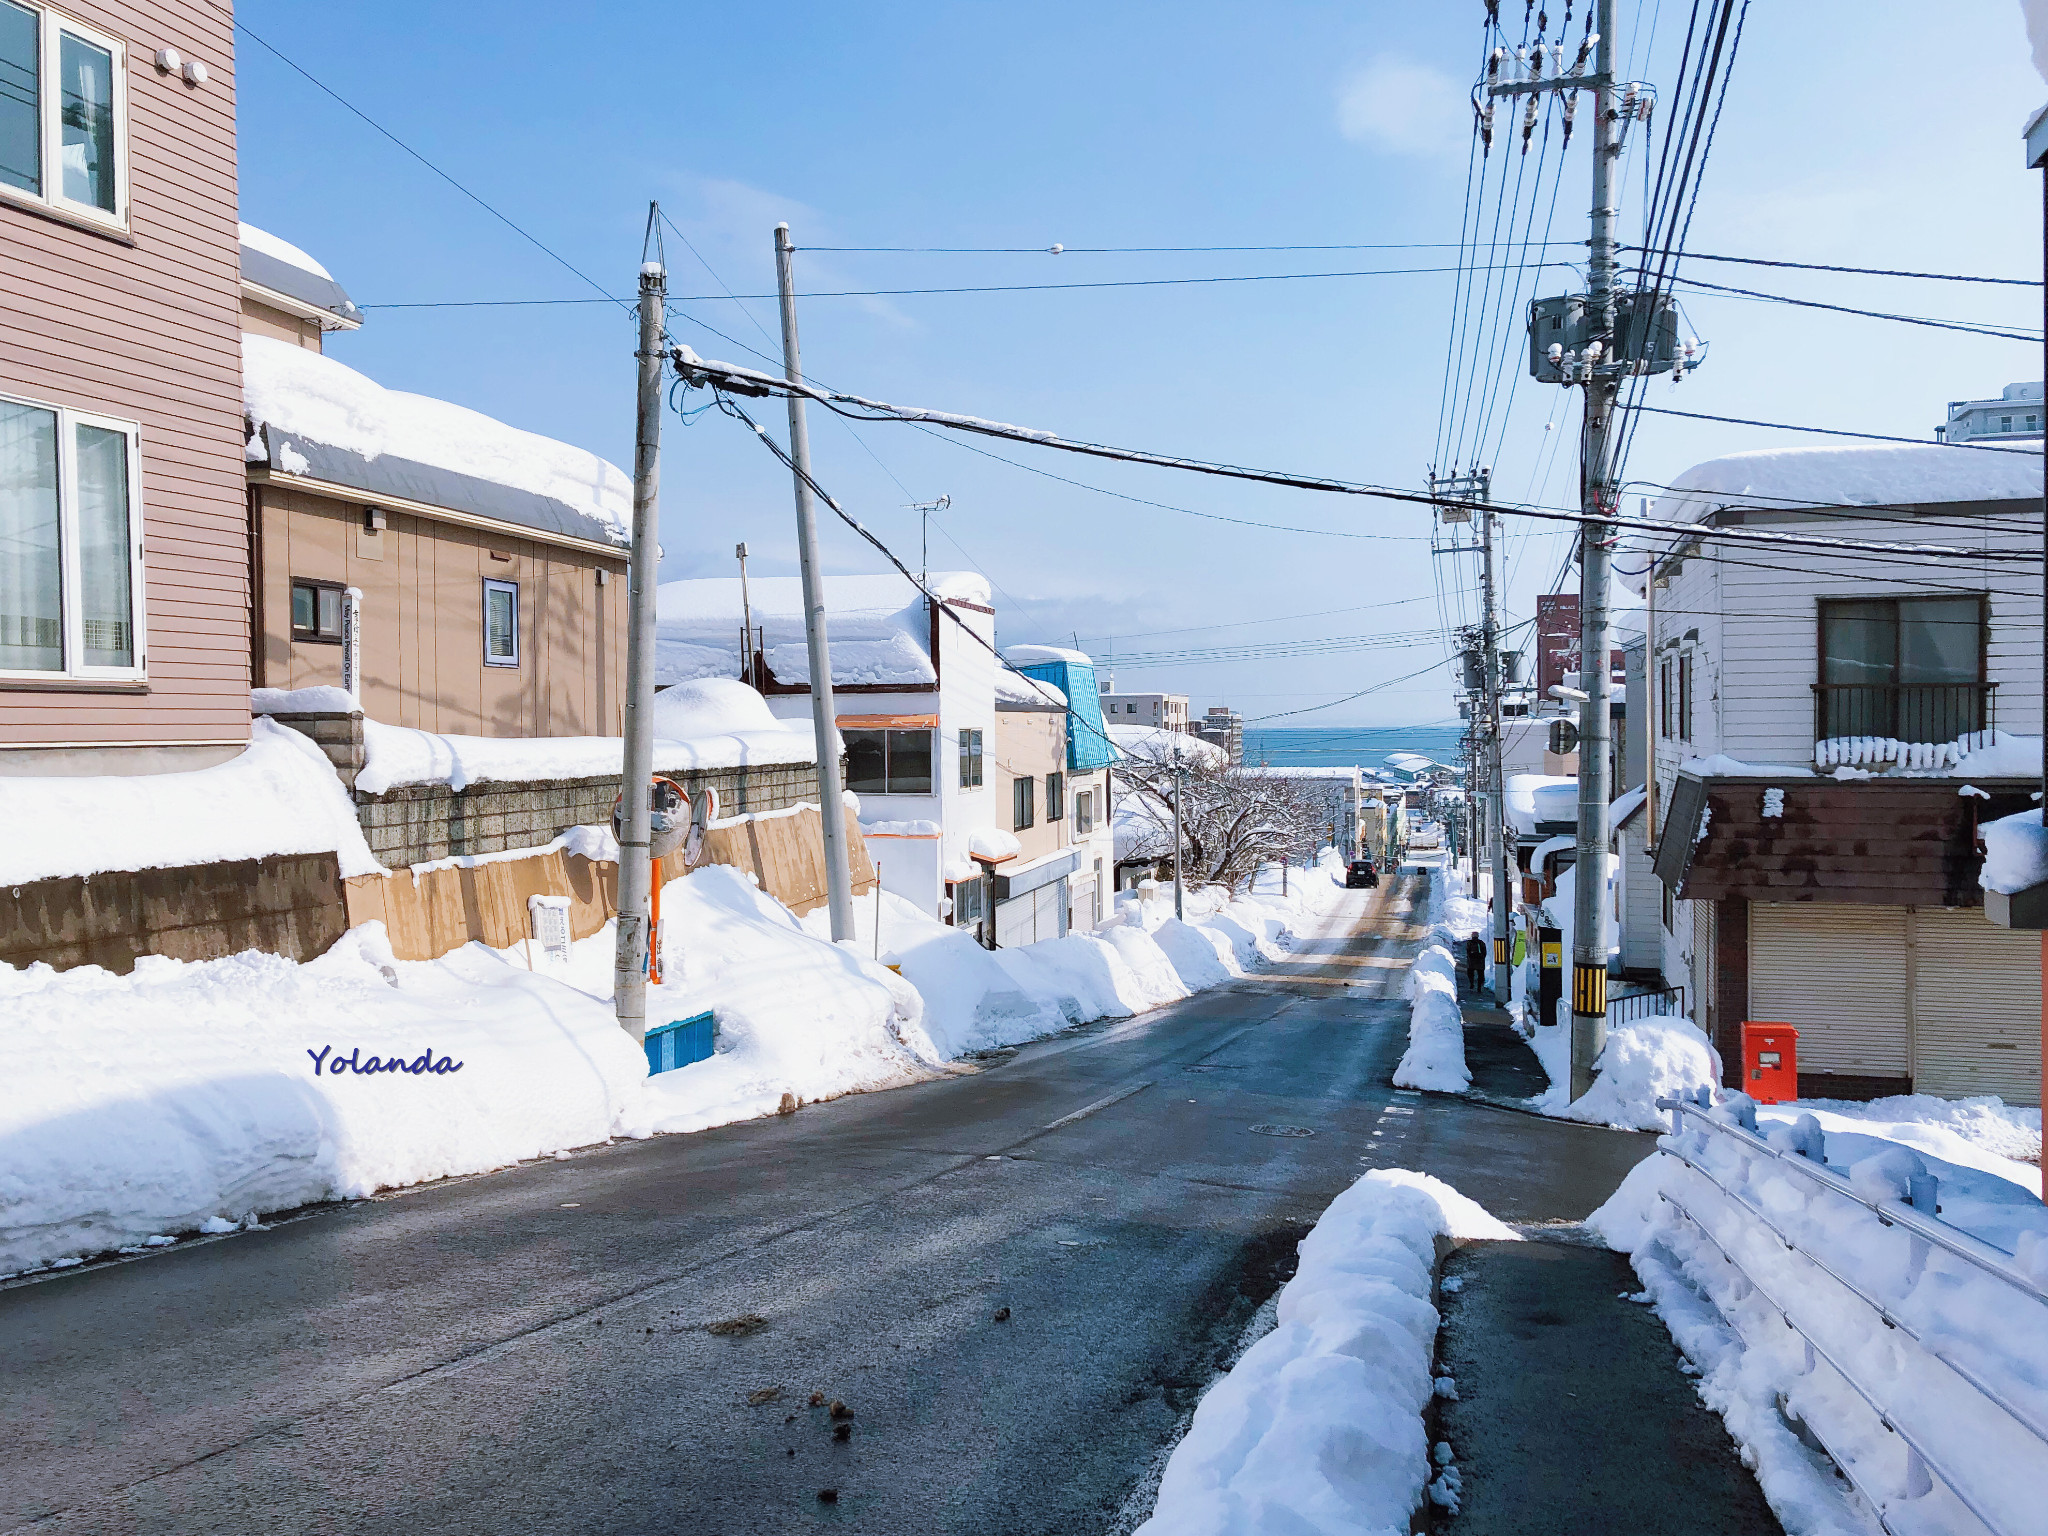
[797,240,1585,254]
[226,12,625,314]
[1632,403,2043,453]
[1631,247,2041,288]
[1670,275,2043,343]
[1248,658,1454,723]
[671,350,2043,565]
[357,260,1584,310]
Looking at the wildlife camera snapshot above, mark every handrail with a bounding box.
[1658,1098,2048,1307]
[1658,1191,2010,1536]
[1610,985,1686,1027]
[1656,1141,2048,1449]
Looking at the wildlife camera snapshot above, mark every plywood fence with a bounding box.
[345,803,877,963]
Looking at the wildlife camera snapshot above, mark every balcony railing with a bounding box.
[1812,682,1996,746]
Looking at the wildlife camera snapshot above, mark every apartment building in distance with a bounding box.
[1098,685,1188,733]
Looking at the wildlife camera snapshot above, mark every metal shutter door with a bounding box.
[995,894,1035,949]
[1748,903,1910,1077]
[1908,908,2042,1104]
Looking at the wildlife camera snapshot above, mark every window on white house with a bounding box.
[484,578,519,667]
[958,726,984,788]
[0,394,141,678]
[844,728,933,794]
[1677,653,1694,743]
[0,1,124,220]
[1074,788,1095,835]
[950,876,984,929]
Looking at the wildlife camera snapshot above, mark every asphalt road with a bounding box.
[2,868,1663,1536]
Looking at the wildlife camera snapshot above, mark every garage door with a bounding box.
[1909,907,2042,1103]
[1749,904,1909,1079]
[995,879,1066,948]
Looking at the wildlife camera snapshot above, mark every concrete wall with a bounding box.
[0,851,347,974]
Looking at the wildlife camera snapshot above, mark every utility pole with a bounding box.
[614,235,666,1043]
[1170,740,1187,921]
[1569,0,1621,1102]
[1479,502,1512,1008]
[735,541,754,690]
[774,222,857,943]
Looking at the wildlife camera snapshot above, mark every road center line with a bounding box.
[1042,1080,1153,1131]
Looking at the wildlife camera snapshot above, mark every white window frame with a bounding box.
[0,390,145,682]
[483,577,520,668]
[0,1,131,230]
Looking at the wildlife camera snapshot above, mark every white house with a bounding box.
[1636,443,2044,1104]
[655,571,998,924]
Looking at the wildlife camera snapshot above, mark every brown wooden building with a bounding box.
[1,0,248,774]
[237,235,630,738]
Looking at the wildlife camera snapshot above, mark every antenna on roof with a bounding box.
[904,494,951,586]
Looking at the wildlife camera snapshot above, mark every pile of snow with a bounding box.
[1133,1170,1517,1536]
[1526,1012,1721,1130]
[1505,773,1576,837]
[354,681,814,795]
[2,850,1352,1277]
[1814,729,2030,775]
[243,335,631,534]
[1981,807,2048,895]
[0,719,380,886]
[1764,1095,2040,1183]
[251,684,360,716]
[654,571,990,689]
[968,826,1023,862]
[1392,859,1486,1094]
[1593,1101,2048,1536]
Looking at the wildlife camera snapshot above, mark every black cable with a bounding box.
[1668,275,2042,343]
[227,13,626,314]
[1633,248,2041,288]
[798,241,1585,254]
[1633,404,2043,453]
[1249,658,1454,723]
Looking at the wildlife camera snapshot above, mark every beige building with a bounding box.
[2,1,248,773]
[237,230,631,737]
[987,672,1106,945]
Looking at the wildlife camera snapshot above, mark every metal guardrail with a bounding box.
[1653,1096,2047,1536]
[1609,984,1687,1027]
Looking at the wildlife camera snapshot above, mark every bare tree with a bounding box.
[1113,738,1330,894]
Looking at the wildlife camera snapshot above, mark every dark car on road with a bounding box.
[1345,859,1379,889]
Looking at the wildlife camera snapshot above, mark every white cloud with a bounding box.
[1336,56,1468,159]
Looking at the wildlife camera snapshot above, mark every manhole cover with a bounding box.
[1248,1123,1316,1138]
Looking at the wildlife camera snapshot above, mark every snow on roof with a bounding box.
[239,222,332,280]
[243,335,631,536]
[996,669,1066,708]
[1506,773,1578,837]
[1647,442,2044,527]
[1002,643,1094,667]
[655,571,990,690]
[1107,723,1226,767]
[1609,784,1647,833]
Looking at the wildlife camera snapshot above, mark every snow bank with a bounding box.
[354,683,814,795]
[1527,1013,1722,1130]
[1592,1107,2048,1536]
[1134,1170,1515,1536]
[1981,807,2048,895]
[0,719,381,885]
[1763,1095,2040,1187]
[243,335,631,533]
[1392,860,1483,1094]
[0,921,647,1277]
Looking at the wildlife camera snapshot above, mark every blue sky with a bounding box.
[237,2,2044,728]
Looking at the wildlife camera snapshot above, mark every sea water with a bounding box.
[1239,725,1465,773]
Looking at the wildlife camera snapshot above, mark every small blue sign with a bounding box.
[646,1011,715,1075]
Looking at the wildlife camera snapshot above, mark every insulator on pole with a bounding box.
[1538,7,1549,32]
[1488,46,1506,83]
[1521,93,1539,151]
[1561,92,1580,145]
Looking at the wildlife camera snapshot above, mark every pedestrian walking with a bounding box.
[1464,935,1487,990]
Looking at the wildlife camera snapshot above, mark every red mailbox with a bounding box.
[1741,1022,1798,1104]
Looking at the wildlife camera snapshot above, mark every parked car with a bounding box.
[1345,859,1379,889]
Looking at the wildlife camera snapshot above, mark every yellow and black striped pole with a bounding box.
[1571,962,1607,1019]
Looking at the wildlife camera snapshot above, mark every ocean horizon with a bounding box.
[1240,725,1464,772]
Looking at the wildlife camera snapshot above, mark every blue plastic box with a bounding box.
[645,1011,715,1075]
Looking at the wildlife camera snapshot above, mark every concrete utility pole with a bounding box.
[1479,501,1513,1007]
[614,243,666,1043]
[1171,740,1187,921]
[774,223,856,943]
[770,222,860,946]
[1569,0,1621,1100]
[735,541,753,690]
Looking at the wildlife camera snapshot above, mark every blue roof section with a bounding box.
[1015,659,1118,771]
